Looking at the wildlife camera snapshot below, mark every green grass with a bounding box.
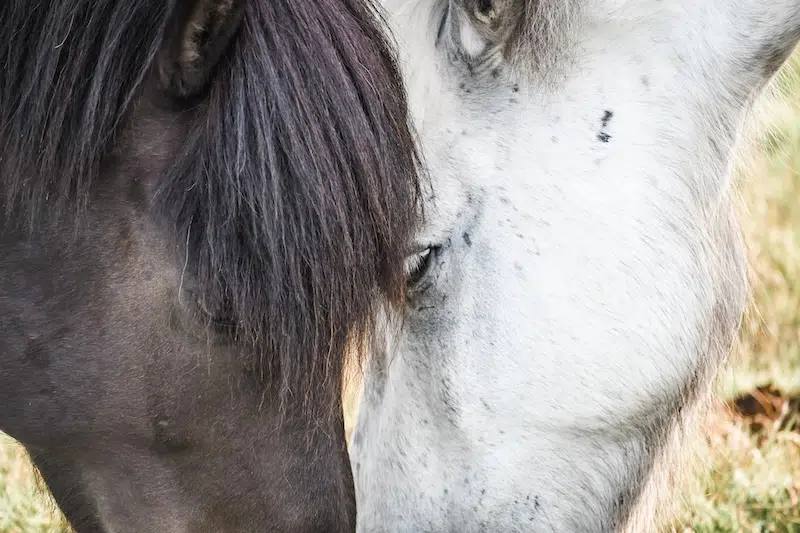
[3,55,800,533]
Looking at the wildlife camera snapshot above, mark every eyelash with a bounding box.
[406,246,438,287]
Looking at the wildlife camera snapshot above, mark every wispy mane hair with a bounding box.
[0,0,421,413]
[491,0,584,83]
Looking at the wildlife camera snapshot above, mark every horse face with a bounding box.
[0,165,355,533]
[0,0,419,531]
[352,0,800,531]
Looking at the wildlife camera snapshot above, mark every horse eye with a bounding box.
[405,246,436,285]
[194,294,214,318]
[191,292,236,329]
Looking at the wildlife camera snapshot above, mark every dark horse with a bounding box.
[0,0,419,531]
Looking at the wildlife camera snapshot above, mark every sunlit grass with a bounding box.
[0,434,65,533]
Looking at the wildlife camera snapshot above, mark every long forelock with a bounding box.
[1,0,421,416]
[155,0,421,413]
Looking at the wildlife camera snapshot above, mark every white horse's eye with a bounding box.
[405,246,435,285]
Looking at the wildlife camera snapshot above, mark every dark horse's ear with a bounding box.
[158,0,245,99]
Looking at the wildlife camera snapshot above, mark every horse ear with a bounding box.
[158,0,245,99]
[448,0,520,58]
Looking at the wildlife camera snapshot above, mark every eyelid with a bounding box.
[404,247,432,276]
[409,242,435,255]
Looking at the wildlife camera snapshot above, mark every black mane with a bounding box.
[0,0,421,412]
[0,1,171,223]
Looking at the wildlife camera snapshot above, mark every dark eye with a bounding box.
[187,291,236,330]
[405,246,437,286]
[194,294,216,320]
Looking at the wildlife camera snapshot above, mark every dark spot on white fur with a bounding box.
[601,110,613,128]
[597,110,613,142]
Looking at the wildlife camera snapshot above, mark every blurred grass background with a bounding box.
[667,53,800,533]
[2,54,800,533]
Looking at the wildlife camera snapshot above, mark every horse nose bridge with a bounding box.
[264,417,358,533]
[267,445,357,533]
[272,502,357,533]
[39,393,359,532]
[176,427,358,532]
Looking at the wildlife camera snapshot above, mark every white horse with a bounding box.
[351,0,800,531]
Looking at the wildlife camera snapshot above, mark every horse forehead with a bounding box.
[406,44,727,212]
[417,86,689,235]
